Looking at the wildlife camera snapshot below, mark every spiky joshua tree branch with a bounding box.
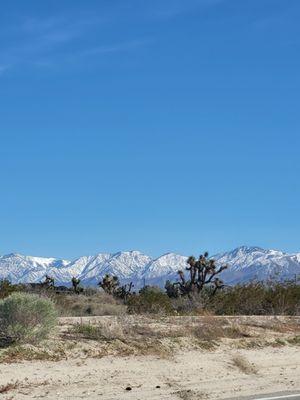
[71,277,83,294]
[165,252,227,298]
[98,274,134,302]
[41,275,54,288]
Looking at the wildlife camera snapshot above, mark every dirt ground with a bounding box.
[0,316,299,400]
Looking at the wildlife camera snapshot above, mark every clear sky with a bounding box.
[0,0,299,260]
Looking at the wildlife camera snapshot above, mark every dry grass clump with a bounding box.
[53,293,126,317]
[68,315,292,356]
[70,316,191,343]
[67,318,184,358]
[0,379,49,395]
[129,323,184,339]
[0,380,19,394]
[70,320,125,341]
[232,354,258,374]
[189,316,250,342]
[175,389,208,399]
[244,318,300,334]
[0,344,66,363]
[286,335,300,345]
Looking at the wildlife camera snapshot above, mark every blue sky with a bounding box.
[0,0,299,260]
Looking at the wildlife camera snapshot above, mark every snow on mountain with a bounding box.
[48,255,97,285]
[49,253,113,285]
[214,246,300,284]
[0,253,70,284]
[141,253,188,286]
[0,246,300,287]
[100,251,151,278]
[80,251,151,286]
[78,254,111,279]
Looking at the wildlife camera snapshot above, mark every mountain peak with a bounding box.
[0,247,299,287]
[3,253,22,258]
[112,250,148,257]
[233,245,264,253]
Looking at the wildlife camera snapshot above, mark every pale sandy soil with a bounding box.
[0,316,299,400]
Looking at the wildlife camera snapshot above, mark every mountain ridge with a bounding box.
[0,246,300,287]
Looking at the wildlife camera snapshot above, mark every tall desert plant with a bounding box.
[99,274,134,302]
[166,252,228,298]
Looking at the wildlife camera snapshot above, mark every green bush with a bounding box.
[0,292,57,344]
[127,286,174,314]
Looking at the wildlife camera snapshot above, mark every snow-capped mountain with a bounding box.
[0,253,70,284]
[0,246,300,287]
[141,253,188,287]
[79,251,151,286]
[215,246,300,284]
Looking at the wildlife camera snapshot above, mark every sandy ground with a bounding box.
[0,346,299,399]
[0,316,299,400]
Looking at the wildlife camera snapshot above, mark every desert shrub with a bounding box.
[0,292,57,344]
[53,292,126,316]
[127,287,174,314]
[209,283,266,315]
[171,292,207,315]
[264,281,300,315]
[208,281,300,315]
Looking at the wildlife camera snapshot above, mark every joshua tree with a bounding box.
[114,282,134,302]
[99,274,134,302]
[71,277,82,294]
[99,274,120,295]
[42,275,55,288]
[165,280,181,298]
[165,252,227,298]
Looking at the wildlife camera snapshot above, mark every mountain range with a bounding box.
[0,246,300,288]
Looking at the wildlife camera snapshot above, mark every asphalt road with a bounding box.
[227,392,300,400]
